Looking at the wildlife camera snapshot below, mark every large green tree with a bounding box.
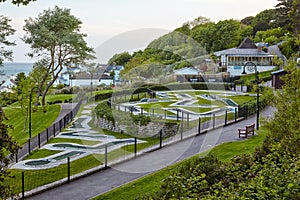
[0,108,20,199]
[0,15,15,65]
[0,0,35,5]
[23,6,94,106]
[108,52,132,66]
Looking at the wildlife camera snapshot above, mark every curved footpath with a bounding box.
[27,106,276,200]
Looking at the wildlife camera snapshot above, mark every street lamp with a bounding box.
[29,87,39,138]
[241,61,259,130]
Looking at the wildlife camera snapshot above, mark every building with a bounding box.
[214,37,276,77]
[104,65,124,83]
[174,67,202,82]
[271,69,287,89]
[70,72,101,87]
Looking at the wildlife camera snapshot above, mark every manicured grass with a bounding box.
[239,69,274,83]
[3,104,61,145]
[219,95,256,105]
[48,138,101,146]
[93,127,269,200]
[24,149,62,160]
[8,154,104,195]
[46,94,75,103]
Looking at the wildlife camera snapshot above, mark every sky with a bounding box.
[0,0,278,63]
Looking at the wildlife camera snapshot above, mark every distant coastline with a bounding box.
[0,62,34,82]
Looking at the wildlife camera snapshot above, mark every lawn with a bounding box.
[46,94,75,103]
[3,104,61,145]
[93,127,270,200]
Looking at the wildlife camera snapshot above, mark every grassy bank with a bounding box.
[4,104,61,145]
[94,127,269,200]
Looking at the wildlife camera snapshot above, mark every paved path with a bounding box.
[27,106,276,200]
[54,103,78,123]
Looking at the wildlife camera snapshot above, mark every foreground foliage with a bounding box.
[140,62,300,199]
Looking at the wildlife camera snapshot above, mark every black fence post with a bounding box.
[198,117,201,134]
[225,110,228,126]
[15,152,18,163]
[38,133,41,148]
[134,137,137,156]
[28,139,31,154]
[187,113,189,127]
[46,128,49,142]
[181,112,184,140]
[53,124,56,136]
[176,109,179,121]
[141,108,143,115]
[22,171,25,199]
[159,129,163,149]
[67,157,70,183]
[235,108,237,122]
[59,120,62,131]
[213,114,216,129]
[105,145,108,169]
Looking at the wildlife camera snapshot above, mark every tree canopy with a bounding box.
[22,6,94,106]
[0,15,16,65]
[0,0,36,5]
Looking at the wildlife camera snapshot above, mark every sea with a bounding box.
[0,62,33,82]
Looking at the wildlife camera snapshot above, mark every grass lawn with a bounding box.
[3,104,61,145]
[46,94,75,103]
[219,95,256,105]
[93,127,270,200]
[48,137,101,146]
[24,149,62,160]
[8,154,104,195]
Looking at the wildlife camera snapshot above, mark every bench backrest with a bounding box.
[246,124,255,132]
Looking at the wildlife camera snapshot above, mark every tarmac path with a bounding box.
[27,106,276,200]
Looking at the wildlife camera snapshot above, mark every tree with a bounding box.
[22,6,94,106]
[0,107,20,199]
[108,52,132,66]
[0,0,36,5]
[275,0,294,30]
[0,15,16,65]
[241,16,254,25]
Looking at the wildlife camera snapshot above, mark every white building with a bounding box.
[214,37,276,77]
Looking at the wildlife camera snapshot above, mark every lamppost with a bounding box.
[29,87,38,138]
[241,61,259,130]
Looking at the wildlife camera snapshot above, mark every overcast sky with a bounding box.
[0,0,278,63]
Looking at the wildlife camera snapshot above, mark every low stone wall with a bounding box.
[95,117,178,138]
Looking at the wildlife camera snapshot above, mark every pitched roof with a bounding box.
[174,67,200,75]
[237,37,257,49]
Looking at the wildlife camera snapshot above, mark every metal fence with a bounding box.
[9,89,258,199]
[9,101,82,164]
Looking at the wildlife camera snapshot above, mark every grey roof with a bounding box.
[214,37,273,57]
[214,48,271,57]
[238,37,257,49]
[271,69,286,75]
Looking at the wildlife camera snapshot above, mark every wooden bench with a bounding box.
[238,124,255,138]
